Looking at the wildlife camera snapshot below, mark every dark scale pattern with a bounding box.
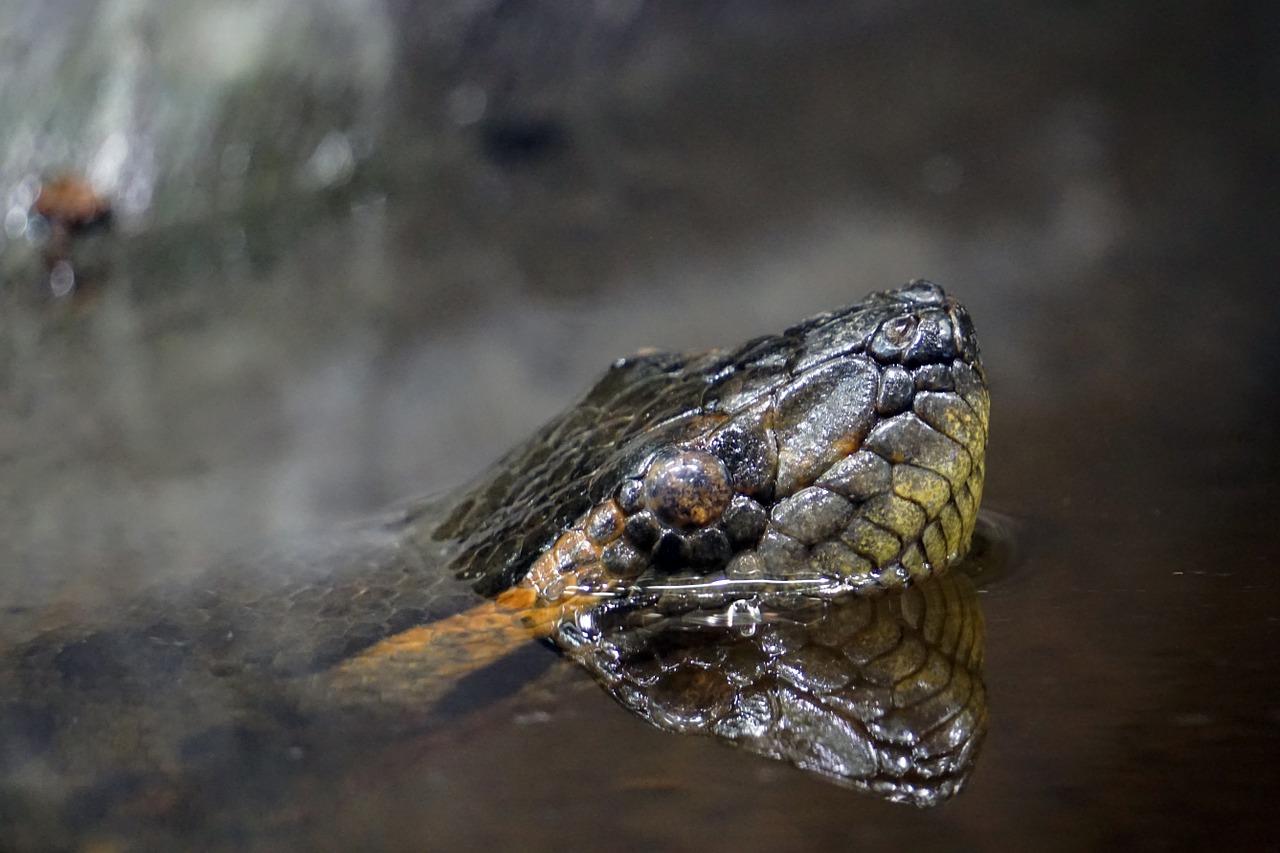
[436,279,988,600]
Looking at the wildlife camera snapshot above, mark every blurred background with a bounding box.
[1,1,1277,850]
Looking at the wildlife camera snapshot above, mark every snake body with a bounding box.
[0,280,990,840]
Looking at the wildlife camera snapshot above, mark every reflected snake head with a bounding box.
[565,566,988,807]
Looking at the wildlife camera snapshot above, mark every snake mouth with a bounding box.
[488,280,990,615]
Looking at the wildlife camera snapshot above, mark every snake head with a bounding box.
[438,280,989,610]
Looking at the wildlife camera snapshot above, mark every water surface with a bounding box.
[1,2,1277,850]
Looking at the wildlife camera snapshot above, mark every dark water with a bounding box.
[2,2,1278,850]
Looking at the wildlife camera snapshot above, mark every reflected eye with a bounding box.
[642,450,732,528]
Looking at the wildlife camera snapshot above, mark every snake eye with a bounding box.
[641,450,732,529]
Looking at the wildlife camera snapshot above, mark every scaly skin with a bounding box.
[0,280,990,843]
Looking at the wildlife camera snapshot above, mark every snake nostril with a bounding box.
[883,315,918,346]
[869,315,921,364]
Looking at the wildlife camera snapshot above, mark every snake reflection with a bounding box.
[0,280,991,839]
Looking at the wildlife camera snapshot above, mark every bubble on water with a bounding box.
[557,609,602,649]
[49,261,76,298]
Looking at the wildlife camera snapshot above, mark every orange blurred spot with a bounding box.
[32,175,113,231]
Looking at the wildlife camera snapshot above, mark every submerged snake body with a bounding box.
[0,281,990,835]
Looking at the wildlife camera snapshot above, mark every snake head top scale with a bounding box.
[434,280,989,627]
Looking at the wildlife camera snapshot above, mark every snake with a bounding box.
[0,280,991,843]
